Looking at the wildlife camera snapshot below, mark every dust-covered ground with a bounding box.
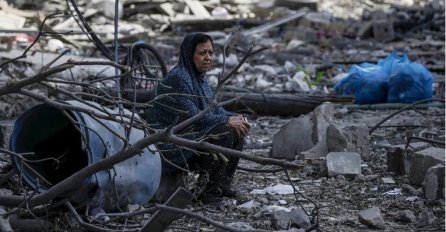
[164,106,445,232]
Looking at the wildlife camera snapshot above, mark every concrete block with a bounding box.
[326,152,361,178]
[422,164,445,201]
[326,123,370,160]
[358,207,386,229]
[271,208,311,230]
[272,102,370,161]
[407,147,445,185]
[298,103,334,159]
[271,115,314,160]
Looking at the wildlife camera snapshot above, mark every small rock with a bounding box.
[416,211,437,228]
[364,174,379,181]
[402,184,423,196]
[354,174,365,182]
[278,200,288,205]
[362,167,373,175]
[358,207,386,229]
[270,208,311,230]
[237,200,258,209]
[325,152,361,178]
[381,177,395,184]
[406,196,419,202]
[394,210,416,223]
[415,200,425,208]
[259,197,269,204]
[283,61,297,74]
[250,184,296,195]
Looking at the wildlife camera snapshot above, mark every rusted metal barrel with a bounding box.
[9,100,161,210]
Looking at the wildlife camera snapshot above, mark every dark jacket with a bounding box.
[147,32,234,174]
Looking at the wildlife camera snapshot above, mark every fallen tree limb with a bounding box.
[121,90,355,116]
[153,204,268,232]
[9,214,54,232]
[217,92,355,116]
[165,134,304,169]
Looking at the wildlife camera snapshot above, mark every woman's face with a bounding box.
[193,40,213,73]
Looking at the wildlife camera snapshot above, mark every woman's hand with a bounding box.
[227,115,251,137]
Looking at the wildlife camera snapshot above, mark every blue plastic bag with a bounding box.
[383,52,433,103]
[334,63,388,104]
[334,51,433,104]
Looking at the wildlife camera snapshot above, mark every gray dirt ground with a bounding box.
[165,106,445,232]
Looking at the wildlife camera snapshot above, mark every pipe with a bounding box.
[9,100,161,210]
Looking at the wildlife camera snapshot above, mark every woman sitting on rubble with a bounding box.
[147,32,251,203]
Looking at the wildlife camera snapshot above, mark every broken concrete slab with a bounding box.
[358,207,386,229]
[271,102,370,161]
[271,116,314,160]
[407,147,445,185]
[326,123,370,160]
[422,164,445,201]
[325,152,361,178]
[386,142,431,175]
[394,209,416,223]
[381,177,395,184]
[270,208,311,230]
[90,0,123,20]
[298,103,335,159]
[0,11,26,30]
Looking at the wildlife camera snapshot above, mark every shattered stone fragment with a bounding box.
[325,152,361,178]
[407,147,445,185]
[358,207,386,229]
[394,209,416,223]
[270,208,311,230]
[416,211,437,228]
[422,164,445,201]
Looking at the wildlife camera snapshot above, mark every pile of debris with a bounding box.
[0,0,444,118]
[0,0,444,231]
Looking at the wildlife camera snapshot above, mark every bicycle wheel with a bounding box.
[122,42,167,91]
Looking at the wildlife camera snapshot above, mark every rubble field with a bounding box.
[0,0,444,231]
